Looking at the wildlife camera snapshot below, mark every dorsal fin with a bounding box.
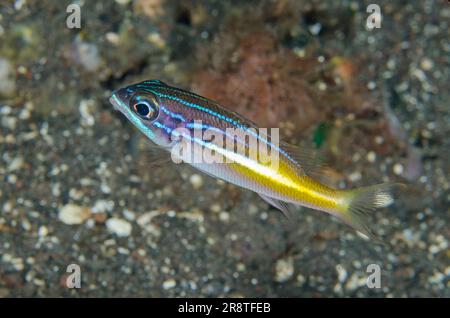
[280,141,338,188]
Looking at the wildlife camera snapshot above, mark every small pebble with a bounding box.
[115,0,131,4]
[123,209,136,221]
[105,32,120,46]
[0,58,16,97]
[336,264,348,283]
[348,171,362,182]
[189,174,203,189]
[367,151,376,163]
[21,219,31,231]
[393,163,404,175]
[58,204,91,225]
[92,199,114,213]
[309,23,322,35]
[274,256,294,283]
[210,203,221,213]
[106,218,132,237]
[367,81,376,90]
[72,36,102,72]
[38,226,48,238]
[219,211,230,222]
[345,273,366,291]
[8,157,24,171]
[137,210,162,236]
[79,99,96,126]
[296,274,306,286]
[420,58,433,71]
[162,278,176,290]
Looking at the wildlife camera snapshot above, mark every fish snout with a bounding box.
[109,88,132,111]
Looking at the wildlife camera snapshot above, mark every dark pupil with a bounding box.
[136,103,150,117]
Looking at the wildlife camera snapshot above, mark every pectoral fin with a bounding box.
[134,134,182,167]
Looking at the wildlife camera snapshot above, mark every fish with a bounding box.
[109,79,401,242]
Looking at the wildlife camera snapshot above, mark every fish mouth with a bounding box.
[109,88,130,112]
[109,90,136,123]
[109,95,122,111]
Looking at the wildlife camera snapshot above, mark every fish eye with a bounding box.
[135,102,150,116]
[131,98,159,121]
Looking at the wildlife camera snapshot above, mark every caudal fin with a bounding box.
[341,183,403,242]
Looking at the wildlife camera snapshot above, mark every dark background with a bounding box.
[0,0,448,297]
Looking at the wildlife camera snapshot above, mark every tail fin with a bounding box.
[341,183,403,243]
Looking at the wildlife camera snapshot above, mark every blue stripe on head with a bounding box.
[159,106,186,122]
[147,90,296,165]
[129,84,297,167]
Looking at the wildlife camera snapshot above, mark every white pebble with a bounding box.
[69,188,83,200]
[420,58,433,71]
[106,218,132,237]
[189,174,203,189]
[367,151,376,163]
[59,204,91,225]
[274,256,294,283]
[73,36,102,72]
[309,23,322,35]
[210,203,221,213]
[92,199,114,213]
[219,211,230,222]
[38,226,48,238]
[0,58,16,97]
[345,273,366,291]
[296,274,306,286]
[137,210,163,237]
[393,163,404,175]
[123,209,136,221]
[8,157,24,171]
[79,99,96,126]
[162,278,176,290]
[21,219,31,231]
[375,136,384,144]
[115,0,131,4]
[336,264,348,283]
[348,171,361,182]
[105,32,120,45]
[367,81,376,90]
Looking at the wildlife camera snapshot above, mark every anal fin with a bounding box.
[258,194,292,218]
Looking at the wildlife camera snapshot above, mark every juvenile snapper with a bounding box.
[110,80,399,241]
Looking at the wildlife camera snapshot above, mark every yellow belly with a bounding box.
[229,158,344,213]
